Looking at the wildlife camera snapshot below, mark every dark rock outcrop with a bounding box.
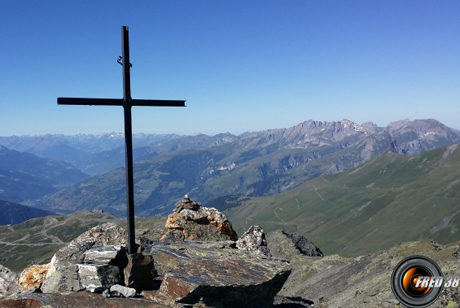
[266,230,323,261]
[160,196,238,242]
[236,225,271,257]
[145,241,291,307]
[123,253,157,290]
[273,296,315,308]
[453,245,460,258]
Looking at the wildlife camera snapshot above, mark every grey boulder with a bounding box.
[0,265,21,298]
[110,284,137,298]
[236,225,272,257]
[77,264,122,291]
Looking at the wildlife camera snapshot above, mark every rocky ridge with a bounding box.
[277,239,460,308]
[1,201,293,307]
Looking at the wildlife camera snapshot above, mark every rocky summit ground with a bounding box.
[275,239,460,308]
[0,203,459,307]
[0,202,293,308]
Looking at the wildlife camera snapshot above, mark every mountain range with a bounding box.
[0,133,183,175]
[20,118,460,217]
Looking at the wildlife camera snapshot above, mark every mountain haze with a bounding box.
[71,133,238,176]
[0,145,89,203]
[33,118,460,217]
[0,133,183,175]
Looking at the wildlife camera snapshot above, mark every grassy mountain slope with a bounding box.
[225,144,460,257]
[0,200,55,225]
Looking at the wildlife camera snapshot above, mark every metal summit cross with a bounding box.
[58,26,186,254]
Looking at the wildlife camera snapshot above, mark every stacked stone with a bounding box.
[161,195,238,242]
[172,194,201,213]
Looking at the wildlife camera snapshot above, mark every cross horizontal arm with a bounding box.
[58,97,186,107]
[130,99,186,107]
[58,97,124,106]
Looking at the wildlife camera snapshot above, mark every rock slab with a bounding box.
[145,241,291,307]
[82,245,127,267]
[77,264,121,290]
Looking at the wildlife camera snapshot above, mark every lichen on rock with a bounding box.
[18,264,50,291]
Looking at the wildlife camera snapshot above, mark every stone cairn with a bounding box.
[160,195,238,242]
[172,194,200,213]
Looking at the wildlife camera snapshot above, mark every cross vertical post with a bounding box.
[57,26,186,255]
[122,26,136,254]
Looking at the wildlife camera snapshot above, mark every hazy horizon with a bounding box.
[0,117,458,138]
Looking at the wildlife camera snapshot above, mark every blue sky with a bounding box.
[1,1,459,136]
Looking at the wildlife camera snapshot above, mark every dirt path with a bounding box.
[274,207,285,223]
[314,187,325,200]
[13,233,30,243]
